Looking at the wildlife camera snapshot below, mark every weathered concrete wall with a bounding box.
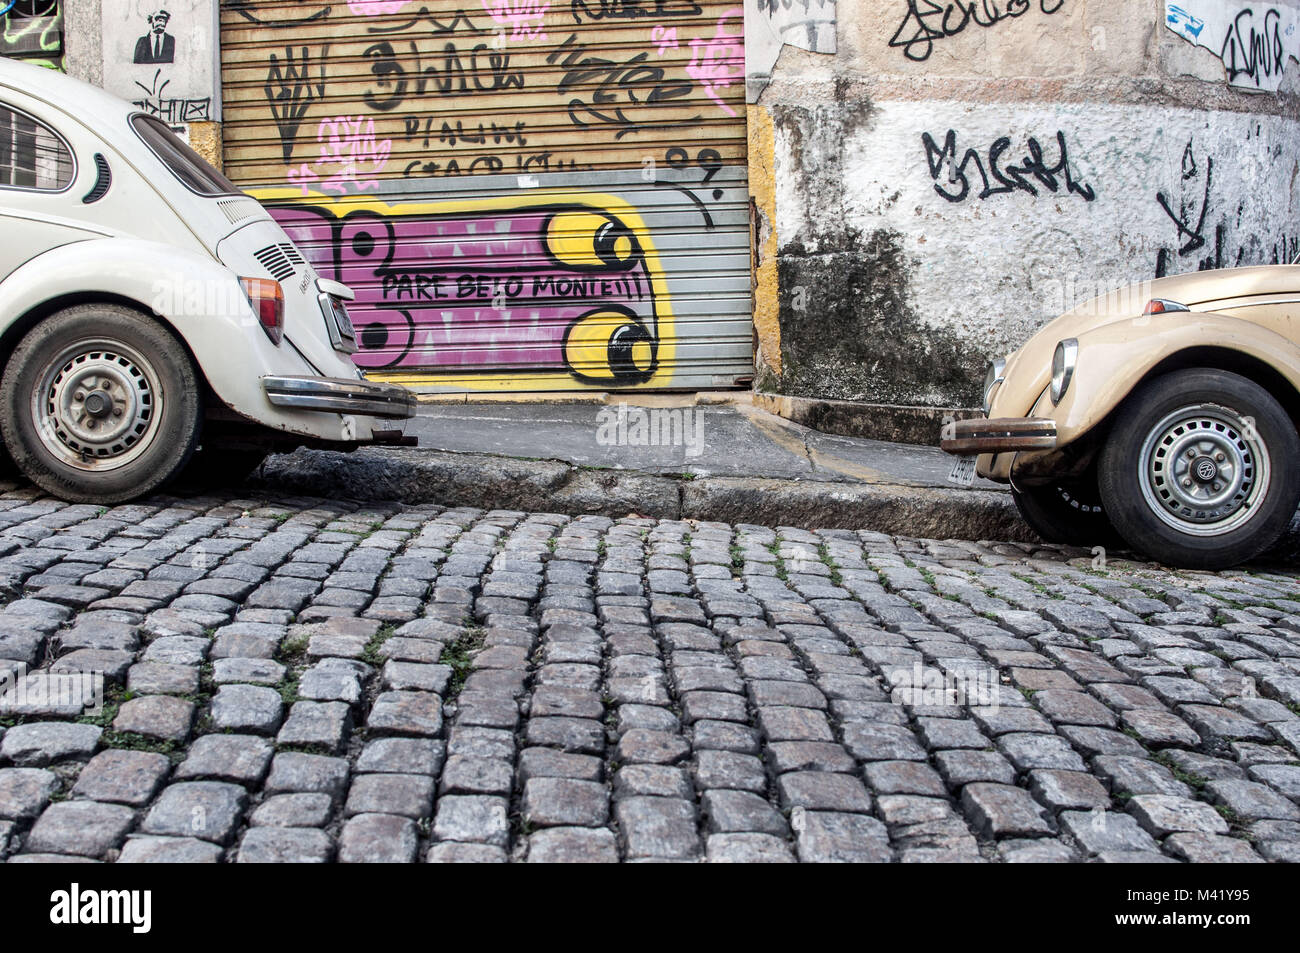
[62,0,223,164]
[62,0,102,85]
[749,0,1300,408]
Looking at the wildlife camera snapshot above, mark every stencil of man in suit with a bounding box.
[133,10,175,65]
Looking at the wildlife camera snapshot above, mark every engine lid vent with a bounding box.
[253,244,297,281]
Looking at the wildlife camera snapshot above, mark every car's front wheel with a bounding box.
[0,304,202,504]
[1097,368,1300,570]
[1011,473,1117,547]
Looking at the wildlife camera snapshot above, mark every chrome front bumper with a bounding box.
[940,417,1057,455]
[262,376,417,420]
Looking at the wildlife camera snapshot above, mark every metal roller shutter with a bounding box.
[219,0,753,392]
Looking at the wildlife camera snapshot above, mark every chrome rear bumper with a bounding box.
[940,417,1057,455]
[262,376,417,420]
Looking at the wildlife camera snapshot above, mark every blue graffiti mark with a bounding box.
[1167,4,1205,40]
[0,1,17,17]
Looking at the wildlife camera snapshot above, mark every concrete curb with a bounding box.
[752,393,982,446]
[253,447,1034,543]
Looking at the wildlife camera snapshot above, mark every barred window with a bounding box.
[0,102,73,190]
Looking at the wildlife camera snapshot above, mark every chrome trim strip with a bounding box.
[262,376,416,420]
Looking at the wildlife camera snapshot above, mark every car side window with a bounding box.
[0,101,75,191]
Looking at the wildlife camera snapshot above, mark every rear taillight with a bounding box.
[240,277,284,345]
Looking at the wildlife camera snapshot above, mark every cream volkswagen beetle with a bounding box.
[0,59,415,503]
[942,263,1300,570]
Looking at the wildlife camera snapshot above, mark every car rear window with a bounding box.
[131,113,238,197]
[0,102,74,191]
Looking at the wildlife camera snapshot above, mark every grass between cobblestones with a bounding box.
[443,625,488,699]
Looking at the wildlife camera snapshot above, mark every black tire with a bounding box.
[0,440,19,479]
[174,446,268,490]
[1011,473,1118,546]
[1098,368,1300,570]
[0,304,202,504]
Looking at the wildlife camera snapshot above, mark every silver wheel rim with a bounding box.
[1138,402,1269,537]
[32,339,163,472]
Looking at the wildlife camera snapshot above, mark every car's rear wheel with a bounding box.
[0,304,202,504]
[1097,368,1300,570]
[1011,472,1117,546]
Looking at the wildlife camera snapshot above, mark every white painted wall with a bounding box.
[774,100,1300,364]
[753,1,1300,404]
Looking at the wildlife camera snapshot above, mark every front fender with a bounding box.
[1057,316,1300,442]
[0,238,374,441]
[1001,316,1300,478]
[982,315,1300,483]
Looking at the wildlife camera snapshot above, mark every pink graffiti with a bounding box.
[686,8,744,117]
[347,1,408,14]
[481,0,549,42]
[651,25,680,55]
[287,115,392,195]
[270,204,656,376]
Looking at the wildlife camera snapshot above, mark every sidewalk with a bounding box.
[405,395,998,489]
[257,394,1031,542]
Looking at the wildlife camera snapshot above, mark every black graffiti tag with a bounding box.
[1153,144,1300,277]
[401,152,591,178]
[546,32,698,140]
[570,0,703,24]
[229,0,332,26]
[401,115,528,150]
[264,45,327,164]
[1155,139,1218,277]
[363,7,481,34]
[922,129,1096,204]
[1157,154,1212,258]
[1221,8,1287,89]
[362,40,525,112]
[652,146,726,230]
[890,0,1066,63]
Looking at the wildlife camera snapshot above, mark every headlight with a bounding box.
[1051,339,1078,405]
[982,357,1007,415]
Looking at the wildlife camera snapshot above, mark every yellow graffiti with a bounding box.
[251,186,677,392]
[544,210,639,268]
[563,309,657,382]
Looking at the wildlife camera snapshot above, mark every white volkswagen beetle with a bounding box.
[0,58,415,503]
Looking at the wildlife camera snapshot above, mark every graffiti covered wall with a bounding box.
[218,0,754,392]
[748,0,1300,409]
[255,169,751,391]
[100,1,220,133]
[1,1,64,70]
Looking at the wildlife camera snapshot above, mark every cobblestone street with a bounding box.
[0,483,1298,863]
